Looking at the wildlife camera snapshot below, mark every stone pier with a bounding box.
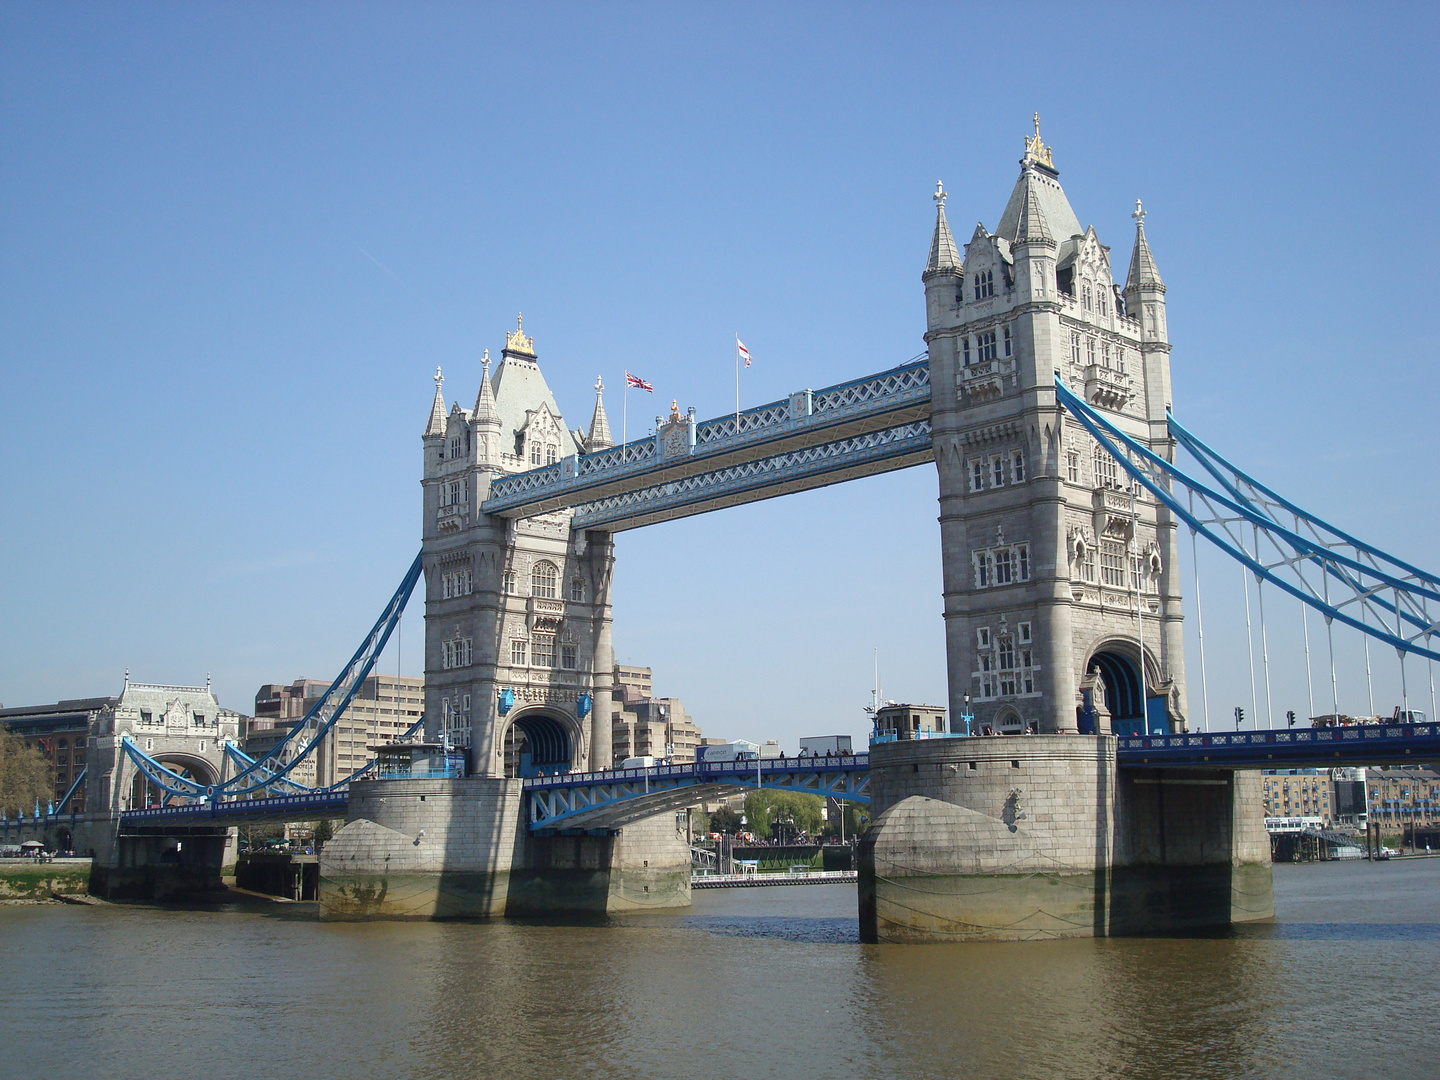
[318,777,691,920]
[858,735,1272,942]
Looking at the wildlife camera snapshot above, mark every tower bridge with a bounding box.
[45,121,1440,937]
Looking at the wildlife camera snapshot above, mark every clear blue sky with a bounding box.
[2,3,1436,743]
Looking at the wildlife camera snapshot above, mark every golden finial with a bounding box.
[1024,113,1054,169]
[505,312,536,357]
[669,399,682,423]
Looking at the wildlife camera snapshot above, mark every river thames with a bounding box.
[2,860,1436,1080]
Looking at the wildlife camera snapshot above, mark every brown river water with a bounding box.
[1,860,1437,1080]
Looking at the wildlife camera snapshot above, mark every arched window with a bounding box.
[545,445,558,465]
[569,578,584,602]
[531,561,558,599]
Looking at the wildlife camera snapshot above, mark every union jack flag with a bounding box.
[625,371,654,392]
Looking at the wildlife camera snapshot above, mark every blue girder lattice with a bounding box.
[1056,376,1440,663]
[524,756,871,832]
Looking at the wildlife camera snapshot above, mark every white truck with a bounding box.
[618,756,657,769]
[698,740,761,763]
[799,735,853,757]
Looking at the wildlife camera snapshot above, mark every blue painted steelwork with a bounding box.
[53,767,87,814]
[1055,377,1440,663]
[119,554,425,802]
[523,755,870,831]
[1116,722,1440,768]
[570,421,933,532]
[482,359,932,527]
[119,789,350,826]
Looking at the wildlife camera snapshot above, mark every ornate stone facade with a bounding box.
[421,317,617,776]
[924,121,1186,736]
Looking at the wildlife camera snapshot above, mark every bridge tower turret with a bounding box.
[924,118,1186,737]
[420,316,615,777]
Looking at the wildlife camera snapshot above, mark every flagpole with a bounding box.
[734,332,740,435]
[623,378,628,446]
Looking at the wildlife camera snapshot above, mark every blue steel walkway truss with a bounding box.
[483,359,933,531]
[524,756,871,832]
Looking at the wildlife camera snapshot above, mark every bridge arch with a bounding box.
[501,706,581,778]
[1083,639,1160,737]
[125,753,219,809]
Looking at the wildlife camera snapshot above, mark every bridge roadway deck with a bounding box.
[110,725,1440,829]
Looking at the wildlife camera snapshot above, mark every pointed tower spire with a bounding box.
[472,350,498,421]
[924,181,961,278]
[1125,200,1164,290]
[1011,166,1053,244]
[424,366,446,436]
[584,375,614,451]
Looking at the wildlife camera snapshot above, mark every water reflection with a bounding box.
[1,865,1437,1080]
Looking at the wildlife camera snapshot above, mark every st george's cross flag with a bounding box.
[736,337,752,367]
[625,371,654,392]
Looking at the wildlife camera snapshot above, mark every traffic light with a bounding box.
[1234,706,1244,729]
[1287,710,1296,728]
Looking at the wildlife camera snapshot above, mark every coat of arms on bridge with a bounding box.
[659,400,696,458]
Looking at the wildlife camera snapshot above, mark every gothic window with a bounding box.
[1083,284,1093,312]
[962,337,971,365]
[976,627,991,648]
[973,269,995,300]
[502,569,516,594]
[561,644,578,670]
[442,637,473,669]
[441,568,473,599]
[1098,292,1108,317]
[569,578,585,602]
[979,654,997,699]
[1011,450,1025,483]
[991,456,1005,487]
[1102,341,1111,369]
[998,638,1017,696]
[995,549,1013,584]
[529,439,542,465]
[974,552,992,588]
[1086,337,1096,366]
[510,639,528,666]
[1018,621,1032,644]
[978,331,997,362]
[1071,333,1082,365]
[1018,543,1030,580]
[1003,324,1012,357]
[970,459,984,492]
[1101,541,1128,587]
[531,561,559,599]
[1066,451,1080,483]
[1093,447,1119,490]
[531,634,556,668]
[1116,347,1125,374]
[545,445,558,466]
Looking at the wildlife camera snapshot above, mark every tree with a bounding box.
[687,807,710,837]
[311,818,341,848]
[0,725,52,817]
[743,791,824,840]
[710,806,742,834]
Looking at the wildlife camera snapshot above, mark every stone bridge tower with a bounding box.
[421,316,617,776]
[923,119,1186,738]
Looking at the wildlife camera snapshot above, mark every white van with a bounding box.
[619,756,656,769]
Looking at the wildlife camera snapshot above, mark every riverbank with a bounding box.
[0,856,91,900]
